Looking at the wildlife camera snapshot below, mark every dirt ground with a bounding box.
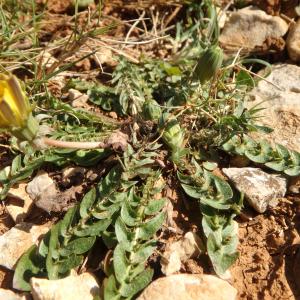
[232,199,300,300]
[154,182,300,299]
[1,1,300,299]
[3,190,300,299]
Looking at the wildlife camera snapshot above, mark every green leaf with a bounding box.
[102,231,117,249]
[56,254,83,274]
[91,209,111,220]
[207,234,239,276]
[137,211,165,240]
[46,223,61,280]
[14,246,45,291]
[252,125,273,133]
[131,241,156,264]
[235,70,255,88]
[222,140,235,152]
[38,231,51,257]
[211,173,233,200]
[74,219,111,237]
[113,244,128,283]
[80,188,97,218]
[202,214,219,237]
[121,201,137,226]
[11,155,22,176]
[46,254,58,280]
[245,149,270,163]
[60,205,79,237]
[265,160,286,172]
[177,171,192,184]
[144,198,167,215]
[48,222,61,259]
[98,168,121,198]
[104,275,121,300]
[203,161,218,171]
[87,85,119,112]
[284,166,300,176]
[93,199,123,219]
[59,236,96,256]
[275,144,290,159]
[201,197,231,210]
[290,151,300,165]
[119,268,154,298]
[115,218,132,250]
[181,183,202,198]
[73,149,110,167]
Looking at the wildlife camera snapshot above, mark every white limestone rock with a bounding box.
[0,223,50,270]
[30,273,100,300]
[287,19,300,62]
[138,274,237,300]
[222,167,287,213]
[248,64,300,152]
[220,7,288,50]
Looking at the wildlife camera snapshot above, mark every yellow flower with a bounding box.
[0,74,30,128]
[0,73,38,141]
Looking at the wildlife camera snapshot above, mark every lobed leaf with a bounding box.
[137,211,166,240]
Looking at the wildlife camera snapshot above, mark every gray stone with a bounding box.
[287,20,300,62]
[0,223,50,270]
[222,168,287,213]
[248,64,300,152]
[220,7,288,51]
[30,272,100,300]
[26,171,73,213]
[26,171,56,200]
[137,274,237,300]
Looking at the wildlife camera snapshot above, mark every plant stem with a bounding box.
[42,137,106,149]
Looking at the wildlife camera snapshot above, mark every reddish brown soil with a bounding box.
[2,1,300,299]
[232,199,300,300]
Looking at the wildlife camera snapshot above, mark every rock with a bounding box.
[62,167,85,186]
[108,111,118,119]
[3,183,33,223]
[220,7,288,51]
[92,47,116,67]
[161,232,203,275]
[30,273,99,300]
[40,51,58,69]
[287,20,300,62]
[0,223,50,270]
[137,274,237,300]
[222,168,287,213]
[107,131,128,151]
[252,0,299,17]
[26,171,75,213]
[27,171,56,200]
[0,288,27,300]
[182,232,203,258]
[288,176,300,194]
[248,64,300,152]
[161,249,181,276]
[69,89,89,108]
